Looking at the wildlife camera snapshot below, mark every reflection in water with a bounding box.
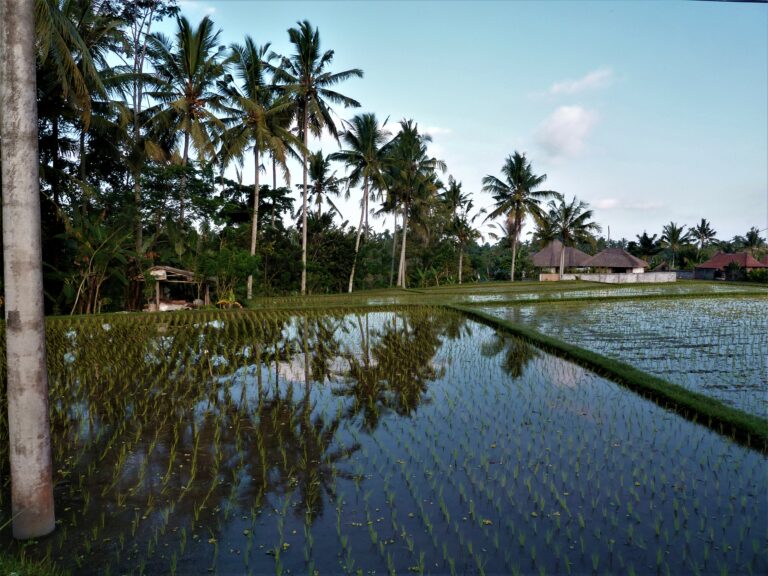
[0,308,764,576]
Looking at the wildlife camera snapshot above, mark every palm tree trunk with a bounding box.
[271,157,277,227]
[348,176,368,293]
[247,144,260,300]
[389,211,398,287]
[301,108,309,295]
[398,202,409,288]
[180,131,190,227]
[559,243,566,277]
[0,0,56,538]
[458,247,463,284]
[510,237,517,282]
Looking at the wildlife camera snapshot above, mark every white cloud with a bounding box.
[594,198,665,211]
[549,67,613,95]
[178,0,216,15]
[423,126,453,137]
[536,106,597,158]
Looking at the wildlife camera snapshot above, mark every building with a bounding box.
[583,248,649,273]
[532,240,591,273]
[694,252,768,280]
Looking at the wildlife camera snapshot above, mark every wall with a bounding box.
[576,272,677,284]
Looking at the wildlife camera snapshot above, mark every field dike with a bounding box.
[449,304,768,452]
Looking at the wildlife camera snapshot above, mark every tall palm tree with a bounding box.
[274,20,363,295]
[540,196,601,276]
[219,37,302,300]
[452,199,485,284]
[1,0,56,539]
[661,221,692,269]
[690,218,717,254]
[304,150,343,217]
[329,113,391,292]
[384,120,445,288]
[146,15,227,227]
[482,152,559,281]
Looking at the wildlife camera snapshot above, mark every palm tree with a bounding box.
[482,152,559,281]
[384,120,445,288]
[690,218,717,256]
[146,15,227,227]
[1,0,56,539]
[629,231,662,261]
[661,221,692,269]
[540,196,601,276]
[306,150,343,218]
[274,20,363,295]
[219,37,301,300]
[329,113,391,292]
[743,226,765,255]
[452,199,485,284]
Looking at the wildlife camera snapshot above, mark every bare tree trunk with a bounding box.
[271,157,277,227]
[247,144,260,300]
[559,243,566,277]
[348,176,367,293]
[180,131,190,227]
[0,0,56,539]
[398,202,409,288]
[510,238,517,282]
[389,211,398,287]
[458,247,463,284]
[301,108,309,295]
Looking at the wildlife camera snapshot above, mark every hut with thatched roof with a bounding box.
[532,240,591,273]
[583,248,649,273]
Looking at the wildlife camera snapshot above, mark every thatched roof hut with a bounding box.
[584,248,648,272]
[532,240,591,269]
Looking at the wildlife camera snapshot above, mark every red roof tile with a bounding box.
[695,252,768,270]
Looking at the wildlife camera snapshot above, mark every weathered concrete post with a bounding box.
[1,0,57,539]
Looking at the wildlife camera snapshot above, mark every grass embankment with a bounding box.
[0,553,66,576]
[451,304,768,452]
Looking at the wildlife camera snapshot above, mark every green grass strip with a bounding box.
[449,304,768,452]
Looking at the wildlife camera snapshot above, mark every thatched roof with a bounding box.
[584,248,649,269]
[696,252,767,270]
[532,240,591,268]
[136,266,215,283]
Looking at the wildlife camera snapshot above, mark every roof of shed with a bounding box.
[583,248,649,269]
[531,240,592,267]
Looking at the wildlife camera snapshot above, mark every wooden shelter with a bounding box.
[134,266,212,311]
[583,248,648,273]
[532,240,591,272]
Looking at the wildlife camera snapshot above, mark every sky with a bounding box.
[166,0,767,244]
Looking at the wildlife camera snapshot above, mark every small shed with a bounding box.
[532,240,591,273]
[694,252,767,280]
[584,248,649,273]
[135,266,213,311]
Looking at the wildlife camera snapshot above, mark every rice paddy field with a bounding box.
[0,281,766,575]
[474,296,768,417]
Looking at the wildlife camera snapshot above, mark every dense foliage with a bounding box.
[0,0,764,314]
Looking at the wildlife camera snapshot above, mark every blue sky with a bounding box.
[169,0,767,243]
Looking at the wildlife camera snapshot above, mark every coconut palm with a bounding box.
[540,196,601,276]
[329,113,391,292]
[1,0,56,539]
[690,218,717,256]
[452,199,485,284]
[219,37,302,299]
[629,231,662,261]
[274,20,363,294]
[305,150,343,217]
[482,152,559,281]
[384,120,446,288]
[661,221,692,269]
[146,15,227,227]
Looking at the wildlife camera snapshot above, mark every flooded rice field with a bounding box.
[0,308,765,575]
